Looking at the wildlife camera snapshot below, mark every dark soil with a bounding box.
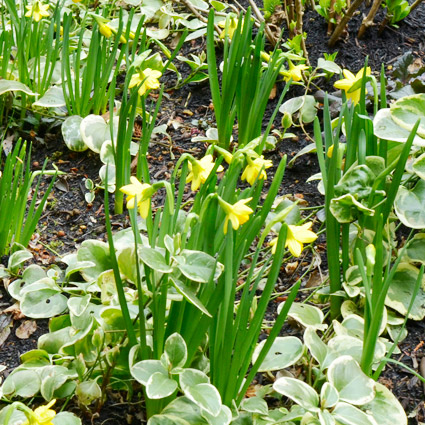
[1,1,425,423]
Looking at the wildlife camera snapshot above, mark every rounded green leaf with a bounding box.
[327,356,375,406]
[165,333,187,369]
[34,86,66,108]
[279,302,327,331]
[52,412,82,425]
[139,246,173,273]
[253,336,304,372]
[2,369,41,397]
[390,93,425,138]
[62,116,87,152]
[184,383,222,417]
[386,263,425,320]
[320,383,339,409]
[21,290,68,318]
[273,377,319,412]
[373,108,425,146]
[395,180,425,228]
[332,402,376,425]
[131,360,167,386]
[361,382,407,425]
[146,372,178,399]
[174,250,222,283]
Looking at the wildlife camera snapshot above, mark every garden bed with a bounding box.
[1,0,425,424]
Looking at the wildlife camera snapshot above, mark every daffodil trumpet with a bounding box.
[120,178,174,218]
[218,196,254,234]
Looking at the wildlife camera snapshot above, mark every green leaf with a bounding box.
[146,372,178,399]
[165,333,187,369]
[412,152,425,179]
[304,327,328,366]
[77,240,112,281]
[0,80,36,96]
[330,194,375,223]
[148,397,209,425]
[139,246,173,273]
[21,289,68,319]
[334,164,375,199]
[332,402,376,425]
[80,115,118,154]
[170,277,211,317]
[8,250,32,270]
[2,369,41,397]
[180,368,209,390]
[373,108,425,146]
[395,180,425,228]
[317,58,342,74]
[52,412,82,425]
[405,233,425,264]
[390,93,425,138]
[174,250,222,283]
[184,383,222,417]
[34,86,66,108]
[386,263,425,320]
[273,377,320,412]
[320,383,339,409]
[327,356,375,405]
[75,380,102,405]
[252,336,304,372]
[131,360,168,386]
[61,116,87,152]
[210,0,228,11]
[280,302,327,331]
[361,382,407,425]
[240,397,269,415]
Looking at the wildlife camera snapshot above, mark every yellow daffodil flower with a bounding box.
[270,222,317,257]
[281,60,309,82]
[72,0,83,2]
[218,16,239,40]
[23,399,56,425]
[25,1,50,22]
[219,197,253,234]
[129,68,162,97]
[186,154,224,191]
[334,67,371,105]
[120,177,153,219]
[99,23,112,38]
[241,155,273,186]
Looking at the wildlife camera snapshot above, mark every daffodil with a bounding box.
[23,399,56,425]
[129,68,162,97]
[93,14,127,43]
[120,176,154,219]
[281,60,309,82]
[218,16,239,40]
[334,67,371,105]
[186,154,224,191]
[241,155,273,185]
[99,23,112,38]
[25,1,50,22]
[219,197,253,234]
[270,222,317,257]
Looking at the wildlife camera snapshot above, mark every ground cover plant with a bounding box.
[0,0,425,424]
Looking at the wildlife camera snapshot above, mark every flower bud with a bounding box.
[99,23,112,38]
[281,112,293,130]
